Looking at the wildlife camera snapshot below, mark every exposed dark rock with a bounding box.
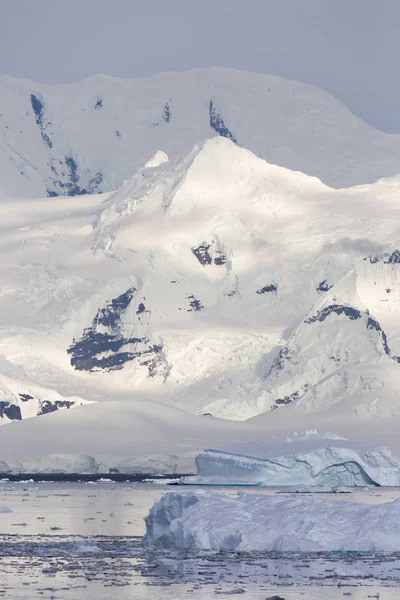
[41,132,52,149]
[163,102,171,123]
[63,156,88,196]
[214,251,226,265]
[369,249,400,264]
[29,94,102,198]
[209,100,237,143]
[30,93,52,148]
[88,171,103,193]
[30,94,43,125]
[68,288,165,376]
[305,304,361,324]
[65,156,78,184]
[385,250,400,264]
[37,400,74,416]
[95,97,103,109]
[192,243,212,266]
[48,159,102,198]
[94,288,136,329]
[367,316,391,357]
[19,394,33,402]
[115,129,121,138]
[257,284,277,294]
[270,347,291,373]
[275,392,299,406]
[68,329,148,372]
[139,346,165,377]
[0,402,21,421]
[317,279,332,293]
[187,295,203,312]
[136,303,146,315]
[274,385,310,408]
[152,102,171,127]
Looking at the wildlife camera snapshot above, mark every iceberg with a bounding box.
[144,490,400,552]
[183,431,400,487]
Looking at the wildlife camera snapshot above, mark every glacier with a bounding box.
[144,490,400,552]
[183,431,400,487]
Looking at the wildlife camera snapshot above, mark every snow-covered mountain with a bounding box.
[0,127,400,467]
[2,67,400,199]
[256,249,400,414]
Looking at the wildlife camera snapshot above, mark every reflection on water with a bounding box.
[0,482,400,599]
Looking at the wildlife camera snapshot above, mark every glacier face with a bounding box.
[3,67,400,200]
[185,432,400,487]
[144,490,400,552]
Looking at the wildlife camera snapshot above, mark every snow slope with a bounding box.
[144,490,400,552]
[0,373,91,423]
[3,67,400,199]
[254,249,400,415]
[1,137,400,466]
[0,398,263,473]
[185,431,400,487]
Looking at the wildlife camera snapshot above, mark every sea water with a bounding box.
[0,481,399,599]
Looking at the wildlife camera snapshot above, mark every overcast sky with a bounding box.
[0,0,397,132]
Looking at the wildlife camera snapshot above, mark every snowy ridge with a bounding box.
[256,249,400,414]
[3,67,400,199]
[144,491,400,552]
[0,374,91,423]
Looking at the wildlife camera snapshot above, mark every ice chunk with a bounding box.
[144,490,400,552]
[183,431,400,487]
[0,506,12,513]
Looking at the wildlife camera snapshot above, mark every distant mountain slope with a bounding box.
[1,67,400,198]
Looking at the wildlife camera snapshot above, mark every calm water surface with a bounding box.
[0,482,400,599]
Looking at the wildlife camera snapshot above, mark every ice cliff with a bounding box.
[183,432,400,487]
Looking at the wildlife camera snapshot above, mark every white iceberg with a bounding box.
[144,490,400,552]
[183,431,400,487]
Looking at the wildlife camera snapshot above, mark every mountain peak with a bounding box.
[1,67,400,200]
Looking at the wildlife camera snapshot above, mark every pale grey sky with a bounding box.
[0,0,398,132]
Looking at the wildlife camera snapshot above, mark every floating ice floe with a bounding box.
[144,490,400,552]
[182,431,400,487]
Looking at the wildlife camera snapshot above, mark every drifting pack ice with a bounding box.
[183,431,400,487]
[144,490,400,552]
